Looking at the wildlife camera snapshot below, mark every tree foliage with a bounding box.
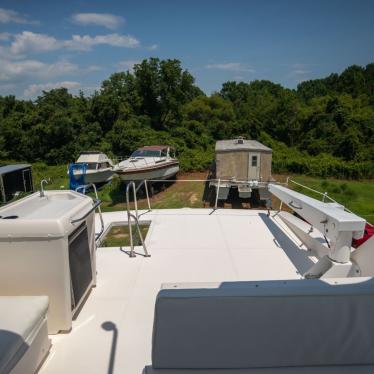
[0,59,373,178]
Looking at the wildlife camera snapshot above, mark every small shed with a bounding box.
[215,138,272,181]
[0,164,33,203]
[212,138,272,200]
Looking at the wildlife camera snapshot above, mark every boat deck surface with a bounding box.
[40,208,316,374]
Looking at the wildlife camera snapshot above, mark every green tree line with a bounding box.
[0,58,373,179]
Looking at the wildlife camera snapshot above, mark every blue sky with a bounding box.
[0,0,373,99]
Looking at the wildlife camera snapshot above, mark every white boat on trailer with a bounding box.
[1,177,374,373]
[114,145,179,182]
[69,151,114,187]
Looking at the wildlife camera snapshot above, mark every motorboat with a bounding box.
[113,145,179,182]
[1,176,374,374]
[68,151,114,189]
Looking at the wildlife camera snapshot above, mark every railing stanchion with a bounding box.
[126,181,149,258]
[133,182,138,220]
[126,182,136,257]
[144,180,151,211]
[214,178,221,210]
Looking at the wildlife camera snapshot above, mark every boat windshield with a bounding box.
[85,163,97,170]
[131,150,161,158]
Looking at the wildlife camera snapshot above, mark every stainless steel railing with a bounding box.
[125,181,150,258]
[75,183,105,241]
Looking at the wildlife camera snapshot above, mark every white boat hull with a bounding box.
[116,163,179,182]
[72,169,114,185]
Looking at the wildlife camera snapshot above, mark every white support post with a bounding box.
[144,180,151,211]
[132,182,138,220]
[214,178,221,210]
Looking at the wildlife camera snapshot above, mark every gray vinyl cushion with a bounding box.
[152,279,374,369]
[0,296,49,373]
[144,366,374,374]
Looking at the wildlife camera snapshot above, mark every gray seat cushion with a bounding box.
[0,296,49,373]
[152,279,374,369]
[144,365,374,374]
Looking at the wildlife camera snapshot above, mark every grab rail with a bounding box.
[71,199,102,224]
[75,183,105,241]
[126,181,150,258]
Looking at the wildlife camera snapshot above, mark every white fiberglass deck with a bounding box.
[40,208,317,374]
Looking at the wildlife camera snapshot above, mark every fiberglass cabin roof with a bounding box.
[215,139,272,153]
[77,152,110,163]
[138,145,173,151]
[0,164,31,176]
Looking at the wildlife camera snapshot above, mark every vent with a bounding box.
[68,223,92,310]
[236,137,245,145]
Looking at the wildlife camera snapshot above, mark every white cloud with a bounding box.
[65,33,139,51]
[86,65,102,72]
[291,69,310,75]
[205,63,255,73]
[10,31,61,55]
[0,8,39,25]
[0,58,78,81]
[0,32,11,41]
[43,60,79,77]
[117,59,140,72]
[148,43,158,51]
[24,81,81,97]
[3,31,141,57]
[72,13,124,30]
[0,83,17,94]
[287,66,311,83]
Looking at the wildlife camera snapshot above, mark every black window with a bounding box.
[251,155,258,167]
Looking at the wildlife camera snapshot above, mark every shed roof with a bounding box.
[0,164,31,176]
[215,139,272,152]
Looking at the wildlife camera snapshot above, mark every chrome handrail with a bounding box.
[128,212,150,258]
[126,181,150,258]
[75,183,105,241]
[71,199,102,224]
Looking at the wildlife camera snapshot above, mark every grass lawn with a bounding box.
[95,172,208,211]
[290,175,374,224]
[100,224,150,247]
[29,163,374,223]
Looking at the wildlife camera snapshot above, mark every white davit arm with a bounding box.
[269,184,366,263]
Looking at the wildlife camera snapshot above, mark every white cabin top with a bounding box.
[76,151,113,164]
[215,139,272,153]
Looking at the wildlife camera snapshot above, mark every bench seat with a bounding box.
[150,278,374,372]
[0,296,50,374]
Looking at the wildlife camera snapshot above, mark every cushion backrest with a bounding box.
[152,278,374,369]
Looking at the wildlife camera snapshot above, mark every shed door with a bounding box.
[248,153,260,180]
